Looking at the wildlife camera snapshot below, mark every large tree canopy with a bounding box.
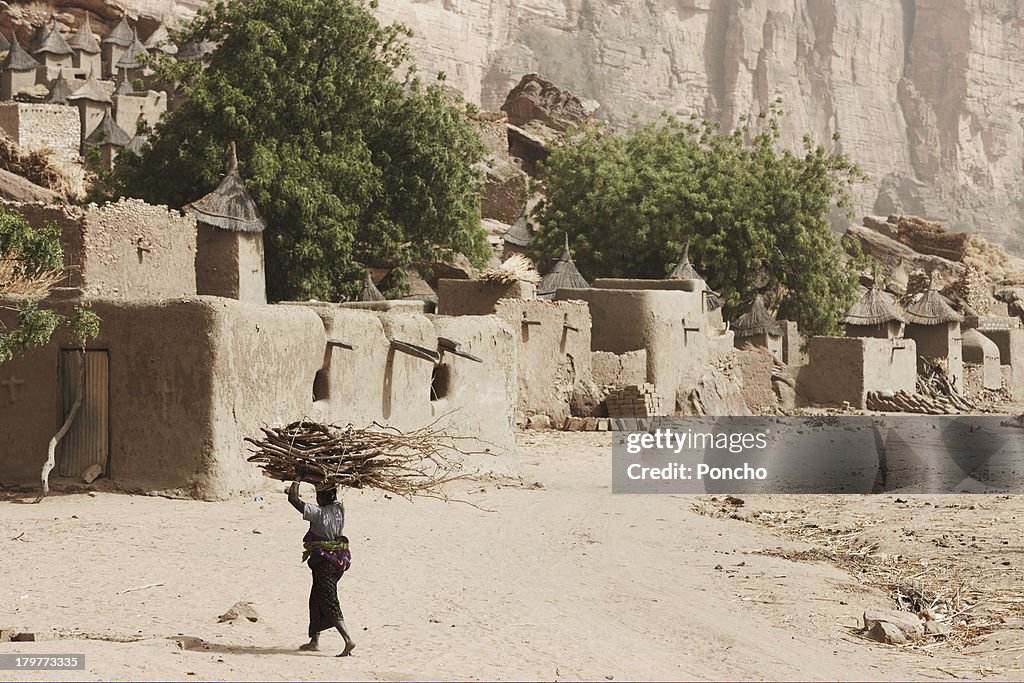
[531,104,865,336]
[113,0,490,301]
[0,205,99,363]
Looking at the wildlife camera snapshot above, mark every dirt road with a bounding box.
[2,431,1022,681]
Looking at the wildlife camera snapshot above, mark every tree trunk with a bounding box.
[34,349,84,503]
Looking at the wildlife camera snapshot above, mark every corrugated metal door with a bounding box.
[58,350,110,478]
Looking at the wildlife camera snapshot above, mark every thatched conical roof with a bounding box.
[3,34,40,72]
[903,287,963,325]
[69,14,100,54]
[68,70,111,104]
[186,142,266,233]
[733,294,783,338]
[503,211,533,247]
[103,16,134,47]
[668,242,701,280]
[358,270,385,302]
[85,109,131,147]
[666,242,722,310]
[33,20,73,57]
[124,134,147,157]
[47,70,72,104]
[538,234,588,299]
[841,287,906,326]
[0,31,10,53]
[143,24,173,53]
[176,41,216,61]
[116,29,148,69]
[114,74,134,96]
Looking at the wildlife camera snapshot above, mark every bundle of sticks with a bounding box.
[918,358,976,412]
[867,389,958,414]
[245,420,473,500]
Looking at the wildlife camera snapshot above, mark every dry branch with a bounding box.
[245,419,480,501]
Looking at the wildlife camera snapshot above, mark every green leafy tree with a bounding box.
[531,102,866,336]
[0,206,99,363]
[111,0,489,301]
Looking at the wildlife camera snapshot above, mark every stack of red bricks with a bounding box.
[605,384,664,417]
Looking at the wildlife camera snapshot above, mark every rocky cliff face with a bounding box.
[374,0,1024,250]
[13,0,1023,250]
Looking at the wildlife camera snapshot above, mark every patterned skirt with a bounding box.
[308,553,346,636]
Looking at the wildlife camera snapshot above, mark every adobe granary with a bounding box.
[841,286,907,339]
[68,14,102,75]
[902,275,964,388]
[186,142,267,304]
[101,15,134,79]
[32,19,74,72]
[67,70,113,143]
[733,294,783,359]
[538,234,588,299]
[358,270,385,302]
[84,107,131,169]
[114,28,149,83]
[666,242,722,312]
[502,211,533,260]
[1,34,39,101]
[961,328,1001,392]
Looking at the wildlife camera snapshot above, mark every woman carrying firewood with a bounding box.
[287,481,356,656]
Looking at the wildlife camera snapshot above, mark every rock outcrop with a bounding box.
[372,0,1024,252]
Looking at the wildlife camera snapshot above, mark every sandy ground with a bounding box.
[2,431,1024,681]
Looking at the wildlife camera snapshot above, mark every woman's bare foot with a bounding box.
[299,640,319,652]
[336,641,356,657]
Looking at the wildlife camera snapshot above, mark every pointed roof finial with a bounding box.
[69,14,101,54]
[47,69,73,104]
[185,142,266,233]
[358,270,385,302]
[85,108,132,147]
[3,33,41,72]
[115,26,148,70]
[68,68,112,104]
[33,18,74,57]
[538,233,589,299]
[103,15,134,47]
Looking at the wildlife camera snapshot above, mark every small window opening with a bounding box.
[313,346,332,402]
[431,364,451,401]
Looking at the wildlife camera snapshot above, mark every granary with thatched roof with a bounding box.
[667,242,722,310]
[1,34,40,100]
[67,69,113,142]
[538,235,588,300]
[101,15,134,78]
[32,19,74,71]
[358,270,385,302]
[115,28,149,82]
[901,278,964,387]
[501,211,533,260]
[186,142,267,304]
[841,286,907,339]
[733,294,783,359]
[69,14,102,75]
[45,69,72,104]
[84,108,131,169]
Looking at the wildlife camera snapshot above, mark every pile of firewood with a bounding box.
[245,420,473,500]
[867,389,960,414]
[918,358,976,412]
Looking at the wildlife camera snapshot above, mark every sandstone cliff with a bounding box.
[7,0,1023,252]
[374,0,1024,251]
